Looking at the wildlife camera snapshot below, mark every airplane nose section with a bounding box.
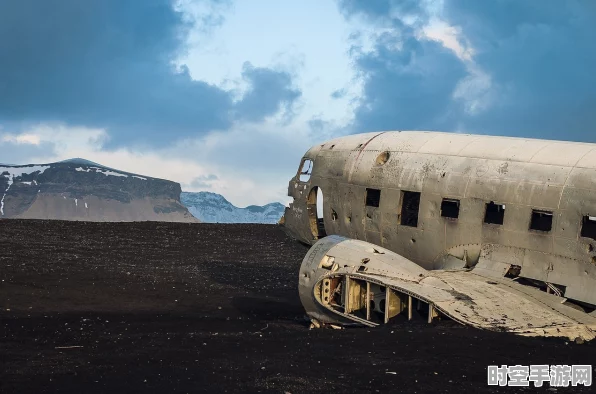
[298,235,352,325]
[297,235,431,327]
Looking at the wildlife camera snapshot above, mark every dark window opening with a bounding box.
[366,188,381,207]
[505,264,521,279]
[530,209,553,232]
[581,216,596,241]
[400,191,421,227]
[441,198,460,219]
[298,159,313,182]
[484,201,505,225]
[317,218,326,237]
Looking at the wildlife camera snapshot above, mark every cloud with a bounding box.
[2,119,314,206]
[338,0,429,25]
[170,118,312,178]
[0,0,302,147]
[443,0,596,141]
[307,117,346,141]
[330,89,347,99]
[421,18,473,62]
[349,27,467,133]
[337,0,596,142]
[233,62,301,122]
[188,174,219,189]
[0,138,54,166]
[1,133,42,145]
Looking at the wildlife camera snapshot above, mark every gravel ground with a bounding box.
[0,219,594,393]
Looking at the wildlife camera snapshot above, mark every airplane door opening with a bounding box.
[307,186,327,239]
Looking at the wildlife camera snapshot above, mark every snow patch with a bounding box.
[75,198,78,207]
[0,165,50,178]
[100,169,128,178]
[85,202,88,209]
[0,179,12,216]
[0,165,50,216]
[132,175,147,180]
[76,166,131,178]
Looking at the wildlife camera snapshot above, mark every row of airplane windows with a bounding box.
[363,187,596,241]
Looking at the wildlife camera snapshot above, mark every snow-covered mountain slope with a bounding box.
[0,160,197,222]
[181,192,285,224]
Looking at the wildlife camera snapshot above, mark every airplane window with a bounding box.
[400,191,421,227]
[484,201,505,225]
[298,159,313,182]
[441,198,460,219]
[365,188,381,207]
[530,209,553,232]
[581,216,596,241]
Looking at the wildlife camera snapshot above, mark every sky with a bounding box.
[1,0,595,207]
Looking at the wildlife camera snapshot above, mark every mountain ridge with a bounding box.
[0,160,197,222]
[181,191,284,224]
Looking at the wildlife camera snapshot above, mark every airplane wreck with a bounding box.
[282,131,596,341]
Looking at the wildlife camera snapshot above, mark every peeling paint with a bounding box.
[284,131,596,337]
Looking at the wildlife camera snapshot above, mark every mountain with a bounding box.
[58,158,105,167]
[0,160,198,222]
[181,191,285,224]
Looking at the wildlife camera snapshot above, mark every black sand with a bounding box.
[1,220,593,393]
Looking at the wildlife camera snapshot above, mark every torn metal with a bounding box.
[284,131,596,341]
[299,236,596,341]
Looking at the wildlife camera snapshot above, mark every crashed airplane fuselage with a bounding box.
[282,131,596,340]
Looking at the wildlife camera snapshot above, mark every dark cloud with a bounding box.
[330,88,347,99]
[444,0,596,141]
[337,0,428,25]
[234,62,301,122]
[0,0,301,147]
[338,0,596,142]
[348,25,467,132]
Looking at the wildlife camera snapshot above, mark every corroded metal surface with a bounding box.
[299,236,596,341]
[286,131,596,339]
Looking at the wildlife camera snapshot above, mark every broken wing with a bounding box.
[299,236,596,341]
